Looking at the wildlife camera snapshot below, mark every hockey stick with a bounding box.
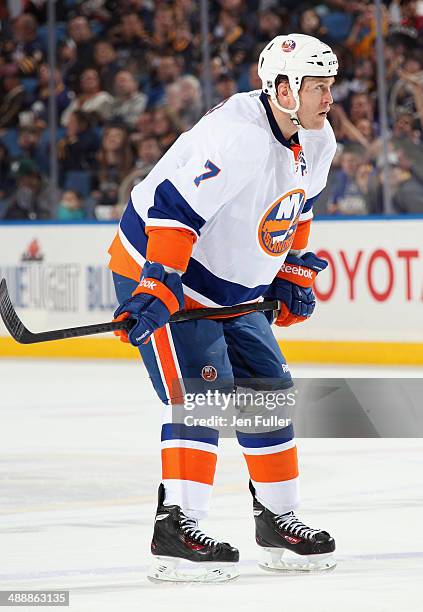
[0,279,279,345]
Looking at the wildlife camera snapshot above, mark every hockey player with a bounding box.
[109,34,338,582]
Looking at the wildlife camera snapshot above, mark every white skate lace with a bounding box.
[179,516,219,546]
[274,512,322,541]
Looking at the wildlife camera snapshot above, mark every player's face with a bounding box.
[297,77,335,129]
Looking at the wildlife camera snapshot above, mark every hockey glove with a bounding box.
[113,261,184,346]
[265,252,328,327]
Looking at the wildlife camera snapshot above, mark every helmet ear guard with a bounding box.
[258,34,338,127]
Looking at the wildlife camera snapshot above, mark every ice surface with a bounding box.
[0,360,422,612]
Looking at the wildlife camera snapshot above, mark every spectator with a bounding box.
[179,74,204,125]
[238,61,262,92]
[4,159,50,220]
[346,4,389,60]
[0,143,14,202]
[147,54,182,107]
[93,40,123,94]
[67,16,96,67]
[59,16,97,91]
[109,12,150,73]
[349,92,375,124]
[390,55,423,126]
[151,3,177,52]
[151,107,183,152]
[330,103,374,151]
[134,110,155,141]
[58,111,99,176]
[392,111,421,144]
[214,73,238,104]
[92,124,134,218]
[1,0,423,219]
[392,165,423,213]
[135,136,162,169]
[0,74,26,128]
[173,0,199,27]
[56,189,87,221]
[117,136,162,209]
[171,21,197,72]
[165,75,203,129]
[57,37,78,92]
[29,63,72,128]
[327,146,370,215]
[7,13,45,77]
[110,70,147,129]
[213,9,254,74]
[61,68,114,126]
[15,127,46,170]
[400,0,423,33]
[298,7,328,41]
[255,10,286,46]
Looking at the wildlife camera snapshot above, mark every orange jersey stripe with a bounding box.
[153,325,184,403]
[243,446,299,483]
[108,232,141,282]
[161,447,217,485]
[109,233,258,320]
[146,227,196,273]
[291,219,311,251]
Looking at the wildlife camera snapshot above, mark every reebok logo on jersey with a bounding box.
[141,279,157,290]
[280,264,313,279]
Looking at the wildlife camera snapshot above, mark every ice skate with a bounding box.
[250,482,336,572]
[148,484,239,583]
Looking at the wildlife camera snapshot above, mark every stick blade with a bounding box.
[0,279,32,344]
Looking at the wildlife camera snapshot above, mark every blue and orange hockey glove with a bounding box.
[265,252,328,327]
[113,262,184,346]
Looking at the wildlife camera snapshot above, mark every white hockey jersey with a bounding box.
[109,90,336,308]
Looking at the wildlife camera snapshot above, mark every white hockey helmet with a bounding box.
[258,34,338,124]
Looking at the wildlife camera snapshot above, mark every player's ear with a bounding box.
[276,79,293,104]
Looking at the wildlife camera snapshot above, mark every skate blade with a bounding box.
[148,556,239,583]
[259,547,336,573]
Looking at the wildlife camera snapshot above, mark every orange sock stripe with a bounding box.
[161,447,217,485]
[153,326,184,403]
[244,446,299,483]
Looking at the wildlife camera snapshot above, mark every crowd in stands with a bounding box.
[0,0,422,221]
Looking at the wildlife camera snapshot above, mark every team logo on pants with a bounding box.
[257,189,305,257]
[201,365,218,381]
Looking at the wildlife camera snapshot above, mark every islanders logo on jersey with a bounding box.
[257,189,305,257]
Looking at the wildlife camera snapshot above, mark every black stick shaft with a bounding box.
[0,279,278,344]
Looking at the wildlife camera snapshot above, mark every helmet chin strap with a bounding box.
[270,88,303,128]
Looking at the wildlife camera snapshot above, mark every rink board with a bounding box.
[1,218,422,364]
